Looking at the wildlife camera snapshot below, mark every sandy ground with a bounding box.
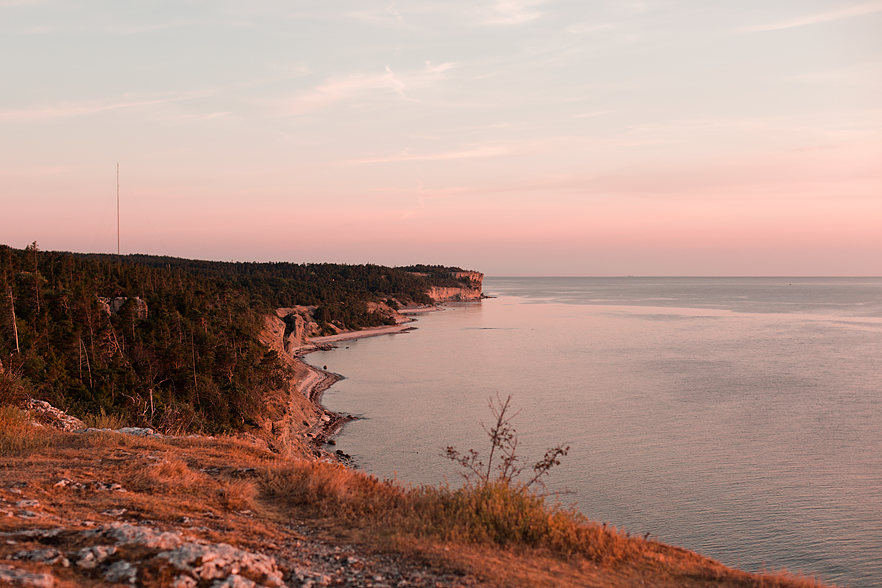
[302,304,441,347]
[308,323,416,345]
[398,305,442,315]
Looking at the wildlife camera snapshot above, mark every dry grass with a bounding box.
[262,462,636,563]
[124,453,213,494]
[219,479,260,511]
[81,407,129,429]
[0,405,58,455]
[260,459,834,588]
[0,426,836,588]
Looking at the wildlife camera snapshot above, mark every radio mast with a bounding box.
[117,163,120,265]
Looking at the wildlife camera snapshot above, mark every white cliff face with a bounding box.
[260,307,322,358]
[426,271,484,302]
[425,287,482,301]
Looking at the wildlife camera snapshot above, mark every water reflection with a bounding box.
[310,278,882,588]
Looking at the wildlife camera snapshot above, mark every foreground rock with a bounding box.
[0,522,478,588]
[24,400,87,432]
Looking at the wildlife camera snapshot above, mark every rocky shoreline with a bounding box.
[287,305,441,462]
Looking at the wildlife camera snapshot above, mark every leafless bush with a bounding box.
[444,394,569,491]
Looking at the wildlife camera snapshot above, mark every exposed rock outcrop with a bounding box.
[3,524,286,588]
[256,309,339,459]
[273,307,322,354]
[425,271,484,302]
[98,297,148,319]
[25,399,86,432]
[261,309,314,361]
[0,512,482,588]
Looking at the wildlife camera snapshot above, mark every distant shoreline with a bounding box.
[300,304,440,347]
[293,304,442,453]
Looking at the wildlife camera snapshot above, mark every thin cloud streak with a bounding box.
[0,165,72,176]
[740,0,882,32]
[0,98,169,121]
[566,23,614,34]
[283,62,454,116]
[349,146,513,164]
[345,0,547,27]
[575,110,614,118]
[346,2,408,27]
[480,0,546,25]
[284,68,407,116]
[0,71,310,122]
[157,111,233,122]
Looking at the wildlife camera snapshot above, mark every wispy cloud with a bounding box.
[480,0,546,25]
[423,61,455,76]
[0,165,72,176]
[566,23,614,34]
[0,98,169,121]
[156,111,233,122]
[575,110,614,118]
[284,67,407,116]
[347,1,547,27]
[346,2,407,27]
[283,61,453,116]
[740,0,882,32]
[350,145,513,164]
[0,70,312,122]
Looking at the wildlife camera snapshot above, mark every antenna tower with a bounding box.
[117,163,120,265]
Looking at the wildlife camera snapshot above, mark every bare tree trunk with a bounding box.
[80,337,93,389]
[191,329,198,399]
[84,301,95,359]
[8,285,19,354]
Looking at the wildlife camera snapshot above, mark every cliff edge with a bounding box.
[419,271,484,302]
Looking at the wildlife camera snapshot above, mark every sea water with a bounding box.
[309,278,882,588]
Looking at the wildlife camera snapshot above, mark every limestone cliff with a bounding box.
[262,307,323,357]
[425,271,484,302]
[257,308,349,457]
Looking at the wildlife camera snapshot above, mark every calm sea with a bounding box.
[309,277,882,588]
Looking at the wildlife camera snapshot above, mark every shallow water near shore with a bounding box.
[309,277,882,588]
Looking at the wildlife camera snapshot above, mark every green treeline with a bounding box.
[0,244,466,433]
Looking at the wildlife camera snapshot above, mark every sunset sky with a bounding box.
[1,0,880,275]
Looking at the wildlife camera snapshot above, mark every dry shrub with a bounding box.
[262,461,637,565]
[0,367,26,407]
[171,434,276,462]
[263,462,833,587]
[67,429,165,452]
[407,482,640,566]
[82,407,129,429]
[155,404,198,436]
[219,479,259,511]
[127,454,213,494]
[260,398,639,567]
[0,405,56,455]
[752,570,833,588]
[263,460,404,517]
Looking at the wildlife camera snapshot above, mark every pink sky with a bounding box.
[1,0,880,275]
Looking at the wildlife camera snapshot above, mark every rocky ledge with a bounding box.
[0,521,478,588]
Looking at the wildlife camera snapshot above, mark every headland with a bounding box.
[0,248,831,588]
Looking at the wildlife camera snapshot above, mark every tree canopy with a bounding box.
[0,245,469,433]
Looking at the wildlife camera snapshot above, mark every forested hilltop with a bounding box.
[0,243,471,433]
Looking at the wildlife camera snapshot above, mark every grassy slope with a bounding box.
[1,408,833,588]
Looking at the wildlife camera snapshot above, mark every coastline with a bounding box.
[293,304,439,351]
[307,322,416,346]
[292,305,441,456]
